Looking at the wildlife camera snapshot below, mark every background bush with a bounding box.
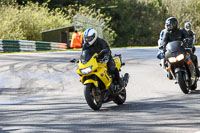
[0,0,200,46]
[64,4,116,46]
[111,0,167,46]
[0,1,115,46]
[0,1,71,41]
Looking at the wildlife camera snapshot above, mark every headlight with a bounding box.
[168,57,176,63]
[80,66,92,74]
[168,54,184,63]
[176,54,184,61]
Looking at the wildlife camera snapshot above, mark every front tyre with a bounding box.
[177,71,189,94]
[113,88,126,105]
[84,84,102,110]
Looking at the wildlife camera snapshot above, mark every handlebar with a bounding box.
[97,58,106,63]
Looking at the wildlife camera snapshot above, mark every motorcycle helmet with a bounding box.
[185,22,192,31]
[83,28,97,46]
[165,17,178,31]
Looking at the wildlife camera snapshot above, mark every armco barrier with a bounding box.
[19,40,36,51]
[2,40,20,52]
[0,39,67,52]
[36,42,51,51]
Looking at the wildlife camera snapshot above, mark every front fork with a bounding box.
[93,76,101,97]
[168,62,189,83]
[175,68,189,85]
[167,62,176,80]
[84,76,101,97]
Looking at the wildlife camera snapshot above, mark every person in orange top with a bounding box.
[70,30,83,49]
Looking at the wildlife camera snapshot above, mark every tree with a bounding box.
[110,0,167,46]
[0,1,71,40]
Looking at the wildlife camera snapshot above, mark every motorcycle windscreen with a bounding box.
[80,49,94,64]
[166,41,182,53]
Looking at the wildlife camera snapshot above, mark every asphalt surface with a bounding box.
[0,48,200,133]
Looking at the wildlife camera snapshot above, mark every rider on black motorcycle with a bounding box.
[82,28,124,87]
[182,22,196,53]
[160,17,200,77]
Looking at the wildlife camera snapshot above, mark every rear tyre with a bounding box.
[113,88,126,105]
[84,84,102,110]
[177,71,189,94]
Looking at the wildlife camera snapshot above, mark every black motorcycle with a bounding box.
[164,41,198,94]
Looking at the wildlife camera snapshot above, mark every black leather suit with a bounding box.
[161,28,199,71]
[161,28,186,48]
[182,28,196,53]
[82,37,121,81]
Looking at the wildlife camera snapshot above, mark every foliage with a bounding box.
[1,0,200,46]
[0,0,15,4]
[157,0,200,45]
[16,0,118,10]
[65,4,116,46]
[0,1,71,40]
[110,0,167,46]
[0,1,115,46]
[172,0,200,45]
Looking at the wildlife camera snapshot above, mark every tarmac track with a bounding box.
[0,48,200,133]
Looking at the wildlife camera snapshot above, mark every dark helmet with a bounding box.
[165,17,178,31]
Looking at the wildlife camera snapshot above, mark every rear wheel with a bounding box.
[177,71,189,94]
[113,88,126,105]
[84,84,102,110]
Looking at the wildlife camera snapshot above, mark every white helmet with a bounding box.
[185,22,192,31]
[83,28,97,46]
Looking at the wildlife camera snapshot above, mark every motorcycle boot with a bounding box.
[107,58,124,88]
[196,68,200,77]
[118,77,124,88]
[161,59,166,69]
[114,68,124,88]
[194,62,200,77]
[193,56,200,77]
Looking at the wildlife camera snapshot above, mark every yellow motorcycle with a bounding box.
[77,49,129,110]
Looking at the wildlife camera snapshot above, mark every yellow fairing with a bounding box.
[77,53,112,89]
[96,66,112,89]
[84,79,98,87]
[114,57,121,70]
[76,54,98,74]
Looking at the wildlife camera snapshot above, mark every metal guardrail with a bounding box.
[0,39,67,52]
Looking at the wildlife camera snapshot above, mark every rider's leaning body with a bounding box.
[160,17,200,77]
[82,28,124,87]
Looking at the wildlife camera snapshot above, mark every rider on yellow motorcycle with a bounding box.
[82,28,124,88]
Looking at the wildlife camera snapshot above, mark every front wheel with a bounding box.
[177,71,189,94]
[84,84,102,110]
